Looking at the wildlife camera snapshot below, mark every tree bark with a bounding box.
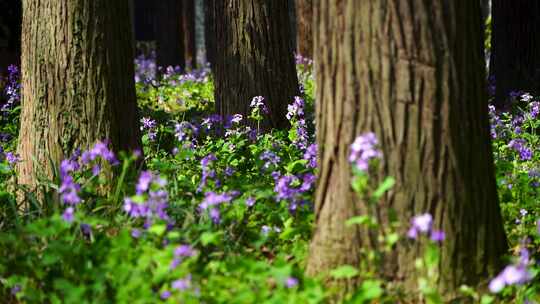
[307,0,507,300]
[295,0,312,58]
[490,1,540,108]
[155,0,185,69]
[183,0,196,68]
[213,0,300,130]
[17,0,142,200]
[203,0,215,67]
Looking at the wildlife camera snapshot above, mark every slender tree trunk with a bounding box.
[17,0,142,201]
[155,0,185,69]
[307,1,507,300]
[213,0,300,130]
[204,0,216,68]
[295,0,312,58]
[183,0,196,68]
[490,1,540,108]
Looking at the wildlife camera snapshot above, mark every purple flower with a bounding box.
[304,144,317,168]
[225,166,235,176]
[349,132,382,171]
[5,152,20,165]
[286,96,305,121]
[430,230,445,243]
[231,114,243,124]
[174,245,194,257]
[131,228,142,238]
[172,275,191,291]
[250,96,268,113]
[530,101,540,118]
[10,284,21,296]
[59,175,81,205]
[141,117,156,130]
[124,171,170,222]
[209,208,221,224]
[136,171,154,194]
[160,290,171,300]
[260,151,281,170]
[80,223,92,236]
[521,93,533,102]
[199,191,233,210]
[285,277,299,288]
[62,207,75,223]
[261,225,271,235]
[508,139,533,161]
[245,197,256,207]
[407,213,433,240]
[489,246,533,293]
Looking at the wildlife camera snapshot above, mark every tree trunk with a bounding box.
[295,0,312,58]
[183,0,196,68]
[490,1,540,108]
[17,0,142,201]
[307,1,507,300]
[155,0,185,69]
[204,0,216,67]
[213,0,300,130]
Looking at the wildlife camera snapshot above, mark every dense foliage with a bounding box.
[0,55,539,303]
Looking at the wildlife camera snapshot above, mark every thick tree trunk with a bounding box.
[17,0,142,200]
[307,1,507,300]
[183,0,196,68]
[204,0,216,67]
[213,0,300,130]
[155,0,185,69]
[490,1,540,108]
[295,0,312,58]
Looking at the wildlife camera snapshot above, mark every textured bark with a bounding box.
[183,0,196,68]
[203,0,215,67]
[213,0,300,130]
[490,1,540,108]
[307,0,507,299]
[17,0,142,200]
[156,0,185,69]
[295,0,312,58]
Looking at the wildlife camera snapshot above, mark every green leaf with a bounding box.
[372,177,395,200]
[200,231,222,246]
[345,215,372,227]
[359,280,383,301]
[329,265,359,279]
[148,224,167,236]
[480,295,494,304]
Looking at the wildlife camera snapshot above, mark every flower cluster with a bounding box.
[489,246,533,293]
[134,51,157,84]
[508,139,533,161]
[1,65,21,114]
[198,191,236,224]
[406,213,445,242]
[273,172,315,213]
[249,96,268,123]
[260,150,281,171]
[175,121,199,148]
[198,154,218,192]
[0,148,21,167]
[140,117,157,141]
[303,144,317,168]
[286,96,309,150]
[349,132,382,171]
[123,171,170,224]
[58,141,118,222]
